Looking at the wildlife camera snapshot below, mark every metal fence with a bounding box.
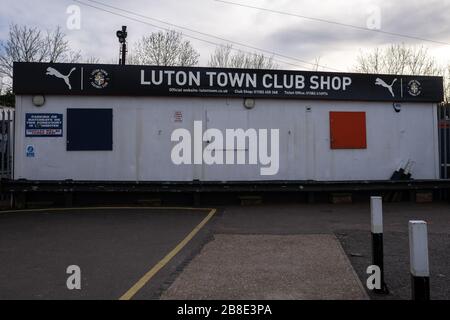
[0,107,14,179]
[438,103,450,179]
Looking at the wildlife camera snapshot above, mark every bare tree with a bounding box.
[444,64,450,103]
[355,44,441,75]
[0,24,81,85]
[208,44,277,69]
[129,30,199,66]
[85,56,101,64]
[311,57,322,71]
[355,43,448,101]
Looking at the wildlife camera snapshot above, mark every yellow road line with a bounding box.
[0,206,214,214]
[119,208,217,300]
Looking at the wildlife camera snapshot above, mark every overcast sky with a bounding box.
[1,0,449,71]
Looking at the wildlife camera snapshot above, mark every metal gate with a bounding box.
[0,107,14,179]
[438,103,450,179]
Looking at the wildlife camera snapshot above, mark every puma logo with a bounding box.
[46,67,76,90]
[375,78,397,98]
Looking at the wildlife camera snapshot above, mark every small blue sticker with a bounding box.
[26,145,35,157]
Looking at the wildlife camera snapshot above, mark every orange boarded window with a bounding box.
[330,111,367,149]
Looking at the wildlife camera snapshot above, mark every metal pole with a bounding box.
[1,109,5,178]
[6,110,11,178]
[370,196,388,294]
[444,105,450,179]
[409,220,430,300]
[121,42,126,65]
[444,104,448,179]
[117,26,127,65]
[437,104,445,180]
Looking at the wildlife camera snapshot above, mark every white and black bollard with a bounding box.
[409,220,430,300]
[370,196,388,294]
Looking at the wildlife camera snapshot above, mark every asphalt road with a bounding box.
[0,202,449,300]
[0,208,213,299]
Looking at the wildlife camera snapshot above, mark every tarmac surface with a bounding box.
[0,202,449,300]
[337,230,450,300]
[214,203,450,300]
[0,208,212,299]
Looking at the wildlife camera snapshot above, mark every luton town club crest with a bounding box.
[90,69,110,89]
[407,79,421,97]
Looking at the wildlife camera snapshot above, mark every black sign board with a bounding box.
[25,113,63,137]
[13,62,444,102]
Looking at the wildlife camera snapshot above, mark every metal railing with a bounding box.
[0,107,14,179]
[438,103,450,179]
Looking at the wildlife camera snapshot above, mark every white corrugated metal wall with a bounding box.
[14,95,439,181]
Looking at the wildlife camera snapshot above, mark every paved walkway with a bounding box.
[161,234,368,300]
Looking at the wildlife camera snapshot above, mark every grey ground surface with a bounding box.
[214,203,450,300]
[161,234,367,300]
[0,208,209,299]
[0,203,449,299]
[337,230,450,300]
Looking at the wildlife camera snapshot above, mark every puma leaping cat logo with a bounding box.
[46,67,76,90]
[375,78,397,98]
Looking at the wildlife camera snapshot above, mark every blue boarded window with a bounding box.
[66,108,113,151]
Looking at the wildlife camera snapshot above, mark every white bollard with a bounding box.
[409,220,430,300]
[370,196,383,234]
[370,196,388,293]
